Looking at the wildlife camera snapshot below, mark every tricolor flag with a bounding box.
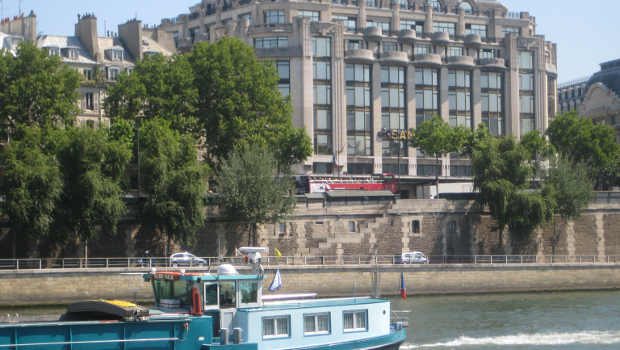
[400,271,407,299]
[269,269,282,292]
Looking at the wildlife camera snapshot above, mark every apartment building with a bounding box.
[164,0,559,194]
[558,78,587,114]
[34,15,176,127]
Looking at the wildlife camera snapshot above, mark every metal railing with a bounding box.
[1,255,619,271]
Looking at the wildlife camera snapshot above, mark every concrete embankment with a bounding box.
[1,264,620,306]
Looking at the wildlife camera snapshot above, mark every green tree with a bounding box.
[52,127,132,258]
[0,126,62,257]
[187,38,311,169]
[0,42,80,135]
[214,144,295,250]
[544,156,594,254]
[546,111,620,189]
[138,118,208,254]
[411,116,470,195]
[471,135,553,249]
[520,130,552,183]
[105,54,199,134]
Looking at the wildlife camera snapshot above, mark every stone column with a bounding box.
[440,66,449,123]
[472,68,482,128]
[424,5,433,36]
[456,8,465,38]
[406,64,417,176]
[332,25,348,174]
[372,62,383,174]
[504,34,520,138]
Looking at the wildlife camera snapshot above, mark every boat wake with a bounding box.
[401,330,620,348]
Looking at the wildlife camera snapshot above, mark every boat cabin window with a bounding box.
[219,281,236,308]
[153,279,191,307]
[239,280,259,304]
[204,283,219,309]
[343,310,368,332]
[263,315,290,339]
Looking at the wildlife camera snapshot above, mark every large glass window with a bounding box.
[466,24,487,38]
[276,61,290,98]
[481,71,504,136]
[458,1,472,14]
[366,19,391,32]
[519,51,533,70]
[433,22,455,36]
[400,19,416,31]
[382,66,407,161]
[503,26,520,36]
[254,37,288,48]
[447,46,464,57]
[263,316,290,339]
[346,63,372,156]
[314,40,332,155]
[312,37,332,57]
[343,310,367,331]
[298,10,320,22]
[382,41,400,53]
[416,68,439,127]
[414,44,432,56]
[519,51,535,135]
[428,0,442,11]
[153,279,191,307]
[333,15,357,31]
[265,10,285,25]
[304,313,330,335]
[448,70,472,129]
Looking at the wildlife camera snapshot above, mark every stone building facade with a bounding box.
[557,77,587,114]
[579,58,620,143]
[157,0,558,183]
[34,15,176,127]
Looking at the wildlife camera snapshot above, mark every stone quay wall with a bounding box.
[2,265,620,306]
[201,199,620,259]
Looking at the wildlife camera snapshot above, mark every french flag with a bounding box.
[400,271,407,299]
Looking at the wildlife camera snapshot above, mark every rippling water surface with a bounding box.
[2,291,620,349]
[391,290,620,349]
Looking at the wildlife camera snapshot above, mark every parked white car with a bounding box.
[400,251,427,264]
[169,252,207,267]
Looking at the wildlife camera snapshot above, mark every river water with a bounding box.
[392,290,620,349]
[2,291,619,349]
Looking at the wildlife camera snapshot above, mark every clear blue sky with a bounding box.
[4,0,619,83]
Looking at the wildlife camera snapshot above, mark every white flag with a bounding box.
[269,269,282,291]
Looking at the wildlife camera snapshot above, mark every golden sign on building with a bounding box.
[381,129,414,141]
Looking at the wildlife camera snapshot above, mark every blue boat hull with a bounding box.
[1,318,405,350]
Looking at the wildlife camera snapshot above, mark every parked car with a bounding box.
[400,251,427,264]
[169,252,207,267]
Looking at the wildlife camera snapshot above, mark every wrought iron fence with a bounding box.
[0,255,619,270]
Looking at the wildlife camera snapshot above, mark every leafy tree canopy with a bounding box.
[187,38,311,168]
[105,53,199,134]
[0,42,80,135]
[138,118,208,253]
[52,127,132,247]
[546,111,620,189]
[214,144,295,249]
[0,126,62,257]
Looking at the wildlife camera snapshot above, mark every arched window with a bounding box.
[427,0,442,11]
[458,1,472,14]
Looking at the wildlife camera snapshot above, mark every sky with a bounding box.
[3,0,619,83]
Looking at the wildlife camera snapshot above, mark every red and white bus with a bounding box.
[298,173,398,194]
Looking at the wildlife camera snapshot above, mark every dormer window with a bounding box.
[61,47,79,59]
[143,51,159,58]
[106,49,124,61]
[44,46,60,56]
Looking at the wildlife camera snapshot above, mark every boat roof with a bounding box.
[144,271,264,282]
[239,297,387,312]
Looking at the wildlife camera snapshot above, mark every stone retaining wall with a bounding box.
[2,265,620,306]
